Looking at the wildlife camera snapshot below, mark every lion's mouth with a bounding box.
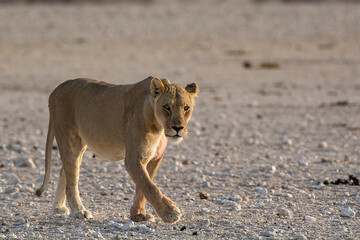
[165,134,182,138]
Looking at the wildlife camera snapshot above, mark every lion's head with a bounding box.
[150,77,199,143]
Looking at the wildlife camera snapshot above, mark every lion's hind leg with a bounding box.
[52,168,69,215]
[56,133,93,219]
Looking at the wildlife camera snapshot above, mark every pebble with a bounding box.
[254,201,263,206]
[220,199,241,210]
[253,187,267,194]
[5,187,19,194]
[13,192,27,199]
[13,158,36,168]
[261,230,276,237]
[2,173,21,183]
[8,233,17,239]
[226,195,241,201]
[199,192,210,200]
[270,165,277,174]
[285,193,293,199]
[17,222,30,229]
[298,156,308,166]
[277,208,293,218]
[318,141,328,149]
[137,224,155,234]
[315,183,325,190]
[304,215,316,222]
[281,138,293,146]
[295,234,308,240]
[120,221,154,233]
[242,196,250,201]
[121,221,135,231]
[340,207,355,217]
[20,185,33,193]
[108,220,122,228]
[198,219,210,227]
[337,198,347,205]
[11,144,22,153]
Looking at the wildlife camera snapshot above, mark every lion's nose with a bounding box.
[171,126,184,133]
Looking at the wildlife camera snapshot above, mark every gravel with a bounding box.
[0,0,360,239]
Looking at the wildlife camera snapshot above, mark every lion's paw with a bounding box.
[131,213,155,222]
[53,205,70,215]
[156,196,181,224]
[71,209,93,219]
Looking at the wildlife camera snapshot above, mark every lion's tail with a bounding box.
[36,115,54,197]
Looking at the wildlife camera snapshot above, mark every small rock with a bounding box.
[295,234,308,240]
[121,221,135,231]
[137,224,154,234]
[17,222,30,229]
[282,139,293,146]
[13,192,27,199]
[11,144,22,153]
[344,155,351,162]
[20,185,33,193]
[183,212,194,221]
[199,192,209,200]
[285,193,293,199]
[226,195,241,201]
[8,233,17,239]
[2,173,20,182]
[253,187,268,194]
[315,183,325,190]
[270,165,277,174]
[254,201,263,206]
[198,219,210,227]
[261,230,276,237]
[277,208,293,218]
[108,220,122,228]
[304,215,316,222]
[5,187,19,194]
[298,156,308,166]
[13,158,36,168]
[337,198,347,205]
[220,199,241,210]
[242,196,250,201]
[55,228,64,234]
[340,207,355,217]
[318,141,328,149]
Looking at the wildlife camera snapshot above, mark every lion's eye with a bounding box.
[163,104,171,111]
[184,106,190,111]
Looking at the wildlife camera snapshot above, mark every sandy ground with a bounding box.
[1,0,360,239]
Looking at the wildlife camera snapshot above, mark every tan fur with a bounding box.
[36,76,199,223]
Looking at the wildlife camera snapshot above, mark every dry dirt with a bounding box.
[1,0,360,239]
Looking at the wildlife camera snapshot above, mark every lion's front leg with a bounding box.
[130,155,163,222]
[125,154,181,224]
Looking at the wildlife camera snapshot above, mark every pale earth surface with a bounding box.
[0,0,360,239]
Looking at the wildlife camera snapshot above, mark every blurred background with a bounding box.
[1,1,360,238]
[0,0,359,92]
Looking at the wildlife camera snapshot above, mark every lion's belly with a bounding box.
[88,144,125,162]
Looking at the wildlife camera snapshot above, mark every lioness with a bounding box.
[36,76,199,223]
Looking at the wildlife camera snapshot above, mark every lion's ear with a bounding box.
[161,78,171,86]
[185,82,199,96]
[150,78,165,98]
